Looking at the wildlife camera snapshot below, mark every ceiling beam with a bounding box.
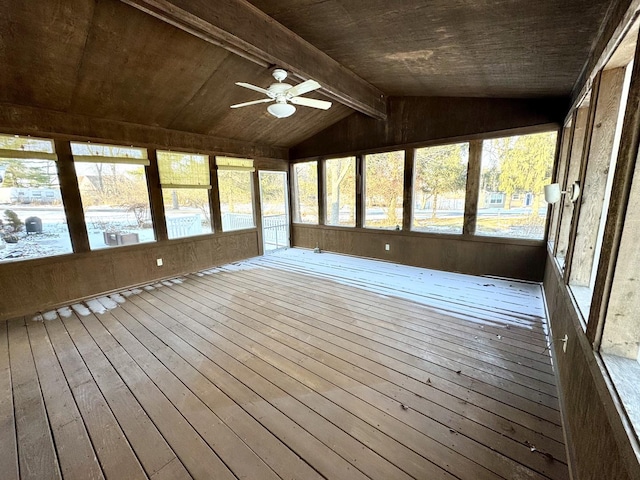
[0,103,288,160]
[119,0,387,120]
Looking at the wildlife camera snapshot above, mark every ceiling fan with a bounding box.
[231,69,332,118]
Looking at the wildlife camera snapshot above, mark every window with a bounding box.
[364,151,404,230]
[556,96,591,265]
[569,63,633,318]
[216,157,255,231]
[548,119,573,251]
[591,25,640,440]
[157,151,212,239]
[72,142,155,249]
[325,157,355,227]
[0,134,72,262]
[600,127,640,439]
[476,131,557,239]
[412,143,469,234]
[292,161,318,224]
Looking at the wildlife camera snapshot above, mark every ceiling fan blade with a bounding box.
[235,82,273,97]
[285,79,321,98]
[289,96,332,110]
[230,98,274,108]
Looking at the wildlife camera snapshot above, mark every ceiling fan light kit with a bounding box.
[267,102,296,118]
[231,68,331,118]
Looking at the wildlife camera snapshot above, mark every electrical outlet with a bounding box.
[385,243,390,251]
[156,258,163,267]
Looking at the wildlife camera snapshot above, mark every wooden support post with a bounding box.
[355,155,364,228]
[289,163,300,224]
[589,34,640,345]
[317,159,326,226]
[402,148,415,232]
[145,149,168,242]
[463,140,482,236]
[253,170,264,256]
[210,156,223,233]
[568,67,626,287]
[54,139,90,253]
[564,72,602,284]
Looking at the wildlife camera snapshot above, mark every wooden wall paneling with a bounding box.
[564,72,602,284]
[317,159,326,227]
[291,225,546,281]
[402,149,414,232]
[70,0,230,128]
[0,0,94,111]
[589,31,640,347]
[555,104,591,266]
[543,260,635,480]
[54,139,90,253]
[550,119,576,253]
[569,68,626,287]
[355,155,363,229]
[254,158,289,171]
[253,170,264,256]
[210,156,223,233]
[291,97,565,160]
[463,141,482,236]
[0,231,259,321]
[119,0,387,120]
[145,149,168,242]
[0,104,288,160]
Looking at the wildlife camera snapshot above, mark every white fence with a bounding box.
[221,213,255,231]
[167,214,202,238]
[262,214,289,251]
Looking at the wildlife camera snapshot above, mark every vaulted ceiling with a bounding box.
[0,0,613,149]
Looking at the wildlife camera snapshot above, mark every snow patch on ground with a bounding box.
[42,310,58,321]
[86,299,107,314]
[32,314,44,322]
[130,288,143,294]
[57,306,73,318]
[110,294,126,303]
[71,303,91,316]
[97,296,119,310]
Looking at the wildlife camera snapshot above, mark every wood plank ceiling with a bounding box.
[0,0,613,148]
[246,0,613,98]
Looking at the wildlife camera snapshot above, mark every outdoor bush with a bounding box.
[4,210,23,232]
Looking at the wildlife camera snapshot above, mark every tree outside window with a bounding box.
[325,157,355,227]
[364,151,404,230]
[412,143,469,234]
[292,161,318,224]
[476,132,557,239]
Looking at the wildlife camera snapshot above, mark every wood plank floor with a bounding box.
[1,249,569,480]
